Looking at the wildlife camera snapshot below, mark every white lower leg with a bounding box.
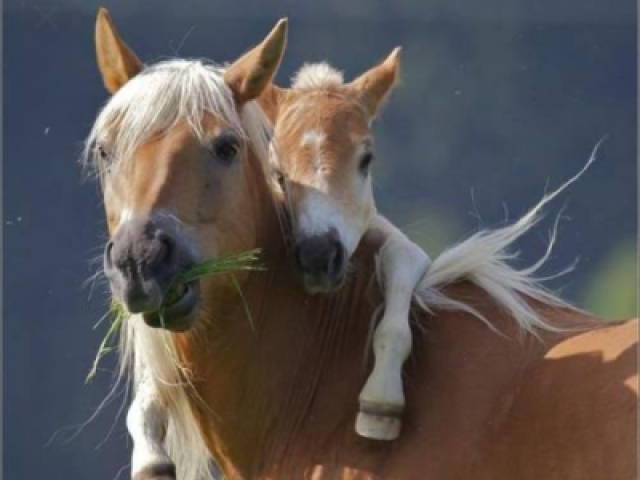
[357,302,413,440]
[356,228,430,440]
[359,314,412,414]
[127,372,174,479]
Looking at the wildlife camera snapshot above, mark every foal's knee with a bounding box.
[373,321,412,361]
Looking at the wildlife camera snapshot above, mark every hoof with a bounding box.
[133,462,176,480]
[355,411,402,441]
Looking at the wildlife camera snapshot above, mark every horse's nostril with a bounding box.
[104,240,115,270]
[155,230,175,264]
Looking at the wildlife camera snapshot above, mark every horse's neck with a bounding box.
[180,274,581,479]
[176,211,383,476]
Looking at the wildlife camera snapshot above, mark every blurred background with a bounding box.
[4,0,636,478]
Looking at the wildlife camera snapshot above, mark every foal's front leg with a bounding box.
[127,369,175,480]
[356,218,431,441]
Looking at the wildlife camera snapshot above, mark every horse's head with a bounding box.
[88,9,286,330]
[268,49,401,293]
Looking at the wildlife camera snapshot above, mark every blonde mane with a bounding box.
[83,59,271,182]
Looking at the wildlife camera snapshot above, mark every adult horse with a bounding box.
[87,9,637,480]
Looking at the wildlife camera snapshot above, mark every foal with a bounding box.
[264,52,431,440]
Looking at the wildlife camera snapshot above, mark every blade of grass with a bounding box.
[87,249,265,381]
[86,301,127,383]
[231,274,255,332]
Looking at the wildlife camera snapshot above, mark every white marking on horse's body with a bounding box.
[127,367,173,478]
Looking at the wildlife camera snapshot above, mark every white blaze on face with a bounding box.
[301,130,326,148]
[296,189,362,256]
[119,207,134,228]
[293,129,375,258]
[300,129,326,171]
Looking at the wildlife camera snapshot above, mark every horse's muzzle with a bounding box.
[294,232,347,293]
[104,215,199,330]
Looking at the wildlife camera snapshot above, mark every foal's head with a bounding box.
[87,9,286,330]
[269,50,401,293]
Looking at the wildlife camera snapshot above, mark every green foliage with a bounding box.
[583,239,637,321]
[85,299,127,383]
[394,206,463,257]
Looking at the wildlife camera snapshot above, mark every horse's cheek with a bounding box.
[196,175,224,223]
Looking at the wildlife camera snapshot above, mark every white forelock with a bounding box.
[83,59,271,184]
[291,62,344,90]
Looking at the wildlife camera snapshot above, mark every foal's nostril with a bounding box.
[327,240,344,278]
[295,235,345,278]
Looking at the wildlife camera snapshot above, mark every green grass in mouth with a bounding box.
[86,249,265,382]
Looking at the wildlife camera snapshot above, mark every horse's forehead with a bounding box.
[106,115,237,198]
[199,112,236,132]
[137,114,235,152]
[283,92,367,132]
[277,93,369,156]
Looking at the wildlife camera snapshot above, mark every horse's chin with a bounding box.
[302,271,348,295]
[142,281,200,332]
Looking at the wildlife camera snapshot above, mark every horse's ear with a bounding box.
[346,47,402,119]
[224,19,288,106]
[95,8,143,94]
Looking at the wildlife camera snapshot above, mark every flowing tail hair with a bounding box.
[414,140,605,334]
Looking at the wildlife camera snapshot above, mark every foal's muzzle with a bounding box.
[294,232,347,293]
[104,216,199,331]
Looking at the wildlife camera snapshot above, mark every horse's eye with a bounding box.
[274,168,286,189]
[211,137,239,165]
[359,152,374,175]
[96,144,110,160]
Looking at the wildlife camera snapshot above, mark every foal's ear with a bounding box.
[95,8,143,94]
[224,19,288,106]
[347,47,402,119]
[258,84,288,123]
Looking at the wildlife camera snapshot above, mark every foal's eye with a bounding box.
[210,136,240,165]
[359,152,374,175]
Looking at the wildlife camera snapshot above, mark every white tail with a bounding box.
[415,140,604,334]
